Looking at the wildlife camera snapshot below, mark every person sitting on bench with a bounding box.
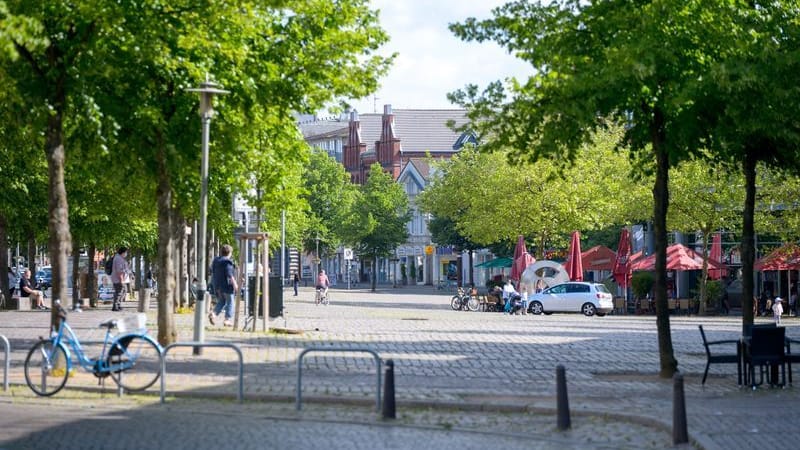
[20,269,47,310]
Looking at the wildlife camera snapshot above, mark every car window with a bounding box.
[566,283,590,293]
[594,284,610,294]
[547,284,567,294]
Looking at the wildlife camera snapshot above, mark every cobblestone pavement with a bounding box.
[2,286,799,449]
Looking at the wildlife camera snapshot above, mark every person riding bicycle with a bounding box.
[316,269,330,297]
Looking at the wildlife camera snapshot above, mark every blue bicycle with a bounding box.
[23,300,162,396]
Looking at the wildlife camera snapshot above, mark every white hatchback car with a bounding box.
[528,282,613,317]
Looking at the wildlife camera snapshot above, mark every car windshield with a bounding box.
[594,284,610,293]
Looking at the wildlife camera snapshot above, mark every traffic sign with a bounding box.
[344,248,353,260]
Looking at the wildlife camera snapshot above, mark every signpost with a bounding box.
[344,248,353,290]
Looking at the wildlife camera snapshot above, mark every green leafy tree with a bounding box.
[301,149,358,257]
[2,0,392,342]
[699,2,800,331]
[668,155,745,313]
[342,164,410,292]
[449,0,748,377]
[418,126,649,257]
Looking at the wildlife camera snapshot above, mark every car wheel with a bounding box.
[582,302,597,317]
[530,301,543,315]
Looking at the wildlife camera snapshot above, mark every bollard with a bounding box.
[382,359,396,419]
[673,373,688,445]
[556,364,571,430]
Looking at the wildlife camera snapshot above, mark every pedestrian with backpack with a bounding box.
[111,247,130,311]
[209,244,238,327]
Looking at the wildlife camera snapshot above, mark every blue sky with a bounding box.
[347,0,532,114]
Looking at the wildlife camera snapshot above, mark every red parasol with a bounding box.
[564,231,584,281]
[755,243,800,271]
[630,243,725,272]
[510,235,531,283]
[613,228,631,288]
[708,233,728,280]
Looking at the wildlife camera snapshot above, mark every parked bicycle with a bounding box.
[450,287,479,311]
[23,300,162,396]
[315,287,330,306]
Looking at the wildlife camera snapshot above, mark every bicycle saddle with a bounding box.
[98,319,118,329]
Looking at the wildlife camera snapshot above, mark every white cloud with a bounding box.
[347,0,531,113]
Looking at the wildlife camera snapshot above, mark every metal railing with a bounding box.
[1,334,9,391]
[296,347,382,411]
[160,342,243,404]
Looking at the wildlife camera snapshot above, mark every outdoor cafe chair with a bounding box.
[785,338,800,385]
[699,325,741,385]
[744,325,786,389]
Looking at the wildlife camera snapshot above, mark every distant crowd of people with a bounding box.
[755,291,797,325]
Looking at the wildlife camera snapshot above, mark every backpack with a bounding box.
[104,257,114,275]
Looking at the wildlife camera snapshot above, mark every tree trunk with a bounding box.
[188,221,196,302]
[71,241,81,309]
[741,150,757,333]
[652,131,678,378]
[179,216,188,308]
[45,102,72,330]
[156,141,177,346]
[26,233,36,276]
[136,250,146,307]
[171,208,182,311]
[88,245,97,308]
[371,255,377,292]
[0,215,9,304]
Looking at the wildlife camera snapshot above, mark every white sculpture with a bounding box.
[520,260,569,294]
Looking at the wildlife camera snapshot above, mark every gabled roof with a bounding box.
[297,107,470,153]
[297,119,347,139]
[357,109,468,153]
[403,158,431,180]
[398,158,431,189]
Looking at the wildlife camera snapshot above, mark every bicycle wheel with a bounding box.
[107,335,161,392]
[467,296,480,312]
[24,340,69,396]
[450,296,461,310]
[323,292,330,305]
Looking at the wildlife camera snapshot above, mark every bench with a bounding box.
[9,294,33,310]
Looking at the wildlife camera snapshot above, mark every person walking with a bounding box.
[19,269,47,310]
[293,272,299,296]
[773,297,784,325]
[209,244,238,327]
[111,247,130,311]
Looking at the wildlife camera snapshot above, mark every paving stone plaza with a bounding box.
[1,286,799,449]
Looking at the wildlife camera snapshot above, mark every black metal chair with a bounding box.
[699,325,741,385]
[785,338,800,385]
[744,326,786,389]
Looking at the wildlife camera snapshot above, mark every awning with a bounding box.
[475,257,513,269]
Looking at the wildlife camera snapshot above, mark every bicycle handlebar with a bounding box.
[52,299,68,321]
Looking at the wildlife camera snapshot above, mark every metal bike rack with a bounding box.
[296,347,382,411]
[160,342,243,404]
[1,334,9,391]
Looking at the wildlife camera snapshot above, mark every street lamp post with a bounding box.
[188,76,228,355]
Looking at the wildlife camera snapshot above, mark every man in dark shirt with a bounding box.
[209,244,238,327]
[20,269,47,310]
